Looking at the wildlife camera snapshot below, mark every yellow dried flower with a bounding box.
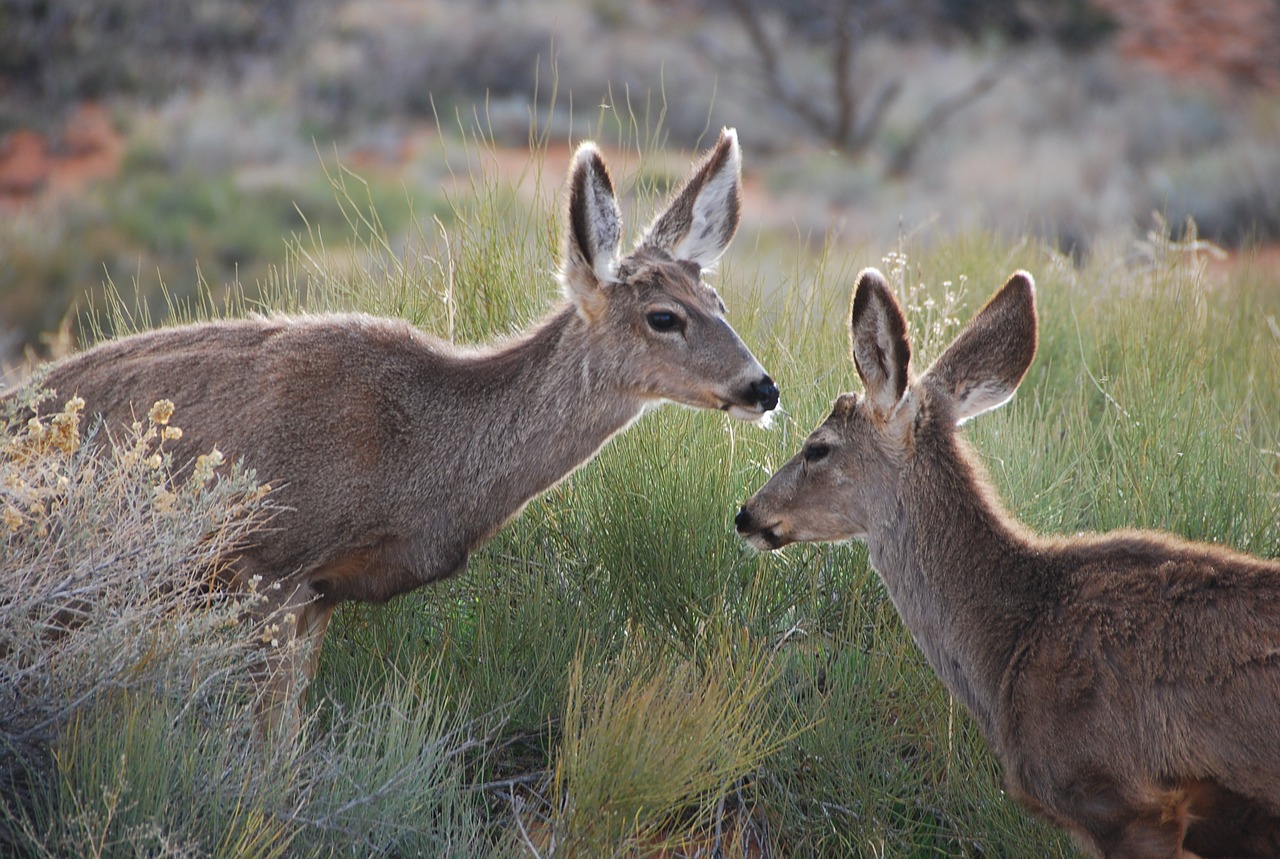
[146,453,163,470]
[3,505,21,532]
[153,487,177,512]
[148,399,175,426]
[162,426,183,441]
[192,448,225,484]
[50,423,79,454]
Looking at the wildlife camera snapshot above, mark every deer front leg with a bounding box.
[1066,786,1195,859]
[253,582,333,742]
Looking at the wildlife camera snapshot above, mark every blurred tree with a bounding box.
[712,0,1115,174]
[941,0,1117,46]
[0,0,330,128]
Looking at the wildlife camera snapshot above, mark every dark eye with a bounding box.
[646,310,682,332]
[803,443,831,463]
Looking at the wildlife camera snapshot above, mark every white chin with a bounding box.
[727,405,774,427]
[743,533,775,551]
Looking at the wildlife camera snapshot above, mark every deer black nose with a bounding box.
[734,506,753,532]
[751,376,779,411]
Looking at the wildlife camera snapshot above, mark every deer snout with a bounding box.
[749,375,780,411]
[735,505,787,550]
[724,373,780,422]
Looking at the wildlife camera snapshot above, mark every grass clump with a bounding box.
[0,388,491,857]
[540,634,781,855]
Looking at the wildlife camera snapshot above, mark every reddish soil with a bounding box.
[0,103,123,208]
[1095,0,1280,91]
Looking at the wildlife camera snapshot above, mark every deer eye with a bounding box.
[646,310,683,332]
[803,443,831,463]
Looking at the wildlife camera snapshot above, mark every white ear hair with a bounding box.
[923,271,1038,424]
[672,131,742,266]
[849,268,911,415]
[559,142,622,315]
[638,128,742,267]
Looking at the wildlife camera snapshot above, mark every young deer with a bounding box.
[10,128,778,733]
[735,269,1280,858]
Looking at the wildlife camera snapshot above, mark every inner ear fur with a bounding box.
[924,271,1038,422]
[849,268,911,414]
[560,142,622,316]
[638,128,742,267]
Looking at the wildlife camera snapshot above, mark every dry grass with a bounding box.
[535,633,782,856]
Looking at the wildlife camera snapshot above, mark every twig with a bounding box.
[510,786,547,858]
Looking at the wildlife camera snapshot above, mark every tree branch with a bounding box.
[887,64,1003,177]
[831,0,857,146]
[724,0,835,140]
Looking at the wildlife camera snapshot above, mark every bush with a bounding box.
[0,388,276,853]
[0,0,317,126]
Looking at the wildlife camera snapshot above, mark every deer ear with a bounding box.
[560,142,621,318]
[638,127,742,267]
[849,268,911,414]
[923,271,1038,423]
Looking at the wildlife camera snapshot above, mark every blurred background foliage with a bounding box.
[1,0,1279,370]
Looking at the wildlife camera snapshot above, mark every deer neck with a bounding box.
[440,305,647,541]
[866,428,1038,741]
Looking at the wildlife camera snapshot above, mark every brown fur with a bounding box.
[6,129,779,735]
[737,268,1280,858]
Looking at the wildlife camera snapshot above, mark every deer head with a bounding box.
[736,268,1037,548]
[560,128,778,421]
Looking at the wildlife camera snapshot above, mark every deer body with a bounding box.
[736,269,1280,858]
[10,130,779,732]
[39,306,649,602]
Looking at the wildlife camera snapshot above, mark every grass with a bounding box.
[3,123,1279,857]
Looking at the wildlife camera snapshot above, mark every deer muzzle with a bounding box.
[734,505,788,550]
[725,374,779,422]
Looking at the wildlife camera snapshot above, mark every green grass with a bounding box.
[5,124,1279,857]
[0,141,450,353]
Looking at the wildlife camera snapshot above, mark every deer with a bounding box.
[734,268,1280,858]
[6,128,779,736]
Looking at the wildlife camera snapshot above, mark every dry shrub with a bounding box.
[0,385,277,845]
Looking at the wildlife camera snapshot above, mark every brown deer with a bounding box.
[735,268,1280,858]
[7,128,779,733]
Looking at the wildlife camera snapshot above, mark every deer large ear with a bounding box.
[923,271,1038,423]
[849,268,911,415]
[560,142,622,319]
[638,127,742,267]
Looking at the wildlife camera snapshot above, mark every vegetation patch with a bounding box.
[3,130,1278,856]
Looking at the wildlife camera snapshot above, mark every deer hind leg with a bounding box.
[1088,813,1186,859]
